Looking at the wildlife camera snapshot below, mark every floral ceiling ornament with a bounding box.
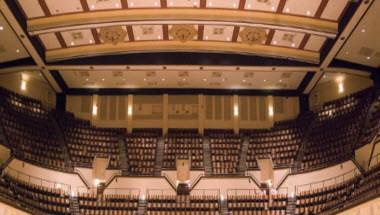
[239,27,267,45]
[99,26,127,45]
[169,25,197,42]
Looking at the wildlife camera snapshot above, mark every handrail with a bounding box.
[295,168,360,194]
[4,166,71,193]
[370,152,380,168]
[245,171,261,187]
[103,188,140,196]
[276,168,291,189]
[104,170,122,187]
[74,168,91,189]
[227,189,264,197]
[189,173,205,190]
[161,172,177,190]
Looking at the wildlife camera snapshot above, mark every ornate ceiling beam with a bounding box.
[27,9,338,37]
[45,40,319,63]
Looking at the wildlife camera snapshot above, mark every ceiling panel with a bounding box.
[45,0,83,15]
[203,25,234,42]
[304,35,326,52]
[133,25,163,41]
[271,30,305,49]
[17,0,45,18]
[61,29,94,47]
[0,13,29,63]
[167,0,199,8]
[336,0,380,68]
[206,0,240,9]
[86,0,122,10]
[128,0,161,8]
[39,33,62,50]
[321,0,349,21]
[245,0,280,11]
[284,0,322,17]
[59,67,307,90]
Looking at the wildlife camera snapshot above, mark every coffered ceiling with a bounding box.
[0,0,377,95]
[14,0,351,63]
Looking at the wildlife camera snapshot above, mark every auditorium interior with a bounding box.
[0,0,380,214]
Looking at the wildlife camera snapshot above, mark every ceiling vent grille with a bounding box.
[112,71,123,77]
[282,34,295,43]
[71,32,84,40]
[244,72,254,78]
[146,71,156,77]
[78,71,90,77]
[211,72,222,78]
[281,73,292,79]
[358,47,374,56]
[178,71,189,77]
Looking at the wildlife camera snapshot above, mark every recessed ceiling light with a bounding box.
[233,3,237,8]
[16,49,20,53]
[144,78,147,81]
[161,78,166,81]
[193,2,197,6]
[91,4,95,9]
[272,41,277,45]
[154,2,158,6]
[158,35,161,39]
[263,79,267,82]
[242,79,246,82]
[136,36,140,40]
[208,2,212,6]
[247,4,251,8]
[345,51,349,55]
[367,56,371,60]
[89,39,93,44]
[182,78,186,81]
[102,78,105,81]
[205,36,209,40]
[115,3,120,7]
[169,2,173,6]
[86,78,89,81]
[285,8,290,13]
[361,29,366,33]
[130,2,134,6]
[279,79,282,82]
[306,11,311,16]
[203,78,207,82]
[0,26,3,31]
[226,37,230,41]
[222,78,226,82]
[70,41,75,46]
[291,43,296,47]
[271,6,275,11]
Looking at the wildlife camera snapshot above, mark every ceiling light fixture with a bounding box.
[233,3,237,7]
[89,39,93,44]
[285,8,290,13]
[367,56,371,60]
[208,2,212,6]
[306,11,311,16]
[247,4,251,8]
[203,78,207,82]
[271,6,275,11]
[102,78,105,81]
[154,2,158,6]
[115,3,120,7]
[0,26,3,31]
[361,29,366,33]
[70,41,75,46]
[169,2,173,6]
[272,41,277,45]
[91,4,95,9]
[16,49,20,53]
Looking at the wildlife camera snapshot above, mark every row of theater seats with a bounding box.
[227,194,287,215]
[244,114,310,169]
[301,89,372,170]
[0,162,380,215]
[209,132,243,174]
[1,86,380,174]
[0,174,70,215]
[54,111,123,169]
[163,129,204,169]
[0,87,66,170]
[295,161,380,215]
[78,192,139,215]
[125,131,159,175]
[146,195,219,215]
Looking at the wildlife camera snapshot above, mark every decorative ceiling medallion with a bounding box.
[169,25,197,42]
[239,28,267,45]
[99,26,127,45]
